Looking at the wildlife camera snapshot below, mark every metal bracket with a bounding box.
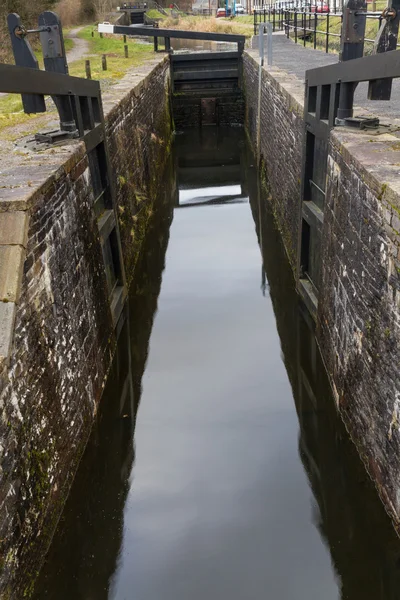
[342,8,366,43]
[335,115,380,129]
[339,0,367,61]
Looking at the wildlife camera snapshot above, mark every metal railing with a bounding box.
[254,8,286,33]
[281,7,398,53]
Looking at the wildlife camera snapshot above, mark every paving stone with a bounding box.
[0,246,25,302]
[0,212,29,247]
[0,301,16,365]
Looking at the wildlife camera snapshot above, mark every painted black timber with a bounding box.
[306,48,400,86]
[111,24,246,44]
[170,52,241,62]
[0,63,100,96]
[174,70,239,81]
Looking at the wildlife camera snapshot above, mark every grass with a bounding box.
[70,25,154,80]
[224,15,255,23]
[161,14,254,36]
[0,26,154,134]
[146,9,167,19]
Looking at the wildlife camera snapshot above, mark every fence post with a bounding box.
[100,32,103,38]
[85,59,91,79]
[123,34,127,43]
[154,36,158,52]
[313,10,317,48]
[124,44,129,57]
[294,10,298,43]
[267,21,273,64]
[273,9,276,31]
[257,23,265,162]
[303,10,306,46]
[102,54,107,70]
[325,11,329,52]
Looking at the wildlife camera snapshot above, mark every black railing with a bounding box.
[253,8,286,34]
[282,8,395,53]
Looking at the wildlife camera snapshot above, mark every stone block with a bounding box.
[0,246,25,302]
[0,212,29,247]
[0,301,16,365]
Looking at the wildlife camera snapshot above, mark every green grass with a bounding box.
[224,15,254,23]
[71,25,154,80]
[161,14,254,36]
[146,9,167,19]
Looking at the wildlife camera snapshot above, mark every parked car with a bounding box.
[235,3,245,13]
[311,2,329,11]
[216,6,233,15]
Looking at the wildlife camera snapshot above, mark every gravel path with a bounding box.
[66,26,90,63]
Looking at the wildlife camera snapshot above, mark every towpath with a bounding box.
[66,26,91,63]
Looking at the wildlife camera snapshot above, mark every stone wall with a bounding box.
[243,49,400,532]
[319,129,400,530]
[0,55,172,598]
[172,93,245,129]
[243,51,304,271]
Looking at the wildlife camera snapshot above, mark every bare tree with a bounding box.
[91,0,114,20]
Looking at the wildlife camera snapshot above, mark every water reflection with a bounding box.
[33,128,400,600]
[249,176,400,600]
[33,159,176,600]
[175,128,247,206]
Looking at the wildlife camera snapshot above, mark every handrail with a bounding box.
[281,7,395,52]
[0,63,100,96]
[306,47,400,85]
[99,23,246,44]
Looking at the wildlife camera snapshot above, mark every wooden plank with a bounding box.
[171,51,240,62]
[0,63,100,96]
[110,24,246,43]
[306,47,400,86]
[174,69,238,81]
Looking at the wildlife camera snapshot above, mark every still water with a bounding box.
[34,128,400,600]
